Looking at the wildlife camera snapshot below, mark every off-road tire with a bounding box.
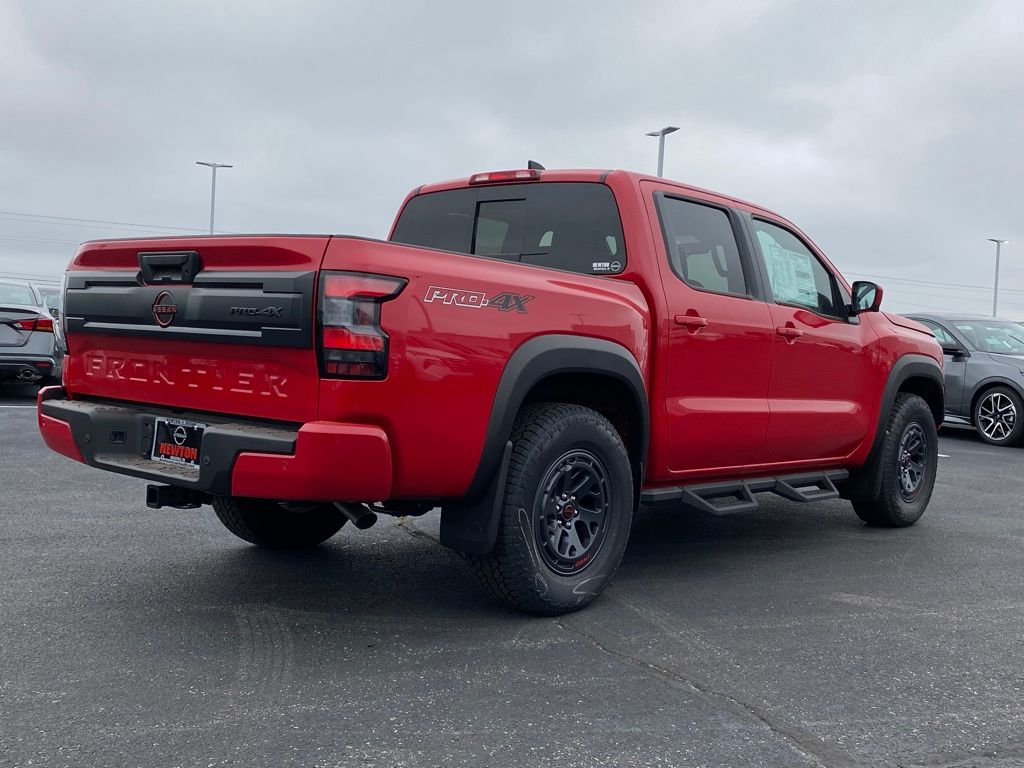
[972,385,1024,447]
[852,393,938,527]
[468,403,634,615]
[212,497,345,548]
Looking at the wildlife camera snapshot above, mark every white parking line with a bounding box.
[938,453,951,458]
[0,405,35,408]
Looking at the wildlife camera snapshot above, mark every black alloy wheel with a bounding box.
[534,449,611,575]
[896,422,927,502]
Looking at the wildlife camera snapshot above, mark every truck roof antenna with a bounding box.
[527,160,546,171]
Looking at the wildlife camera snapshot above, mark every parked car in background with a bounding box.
[33,282,61,309]
[39,288,67,357]
[0,279,62,385]
[906,313,1024,446]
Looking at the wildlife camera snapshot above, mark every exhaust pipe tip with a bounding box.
[335,502,378,530]
[17,367,42,382]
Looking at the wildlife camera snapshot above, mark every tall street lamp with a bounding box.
[988,238,1010,317]
[196,161,233,234]
[645,126,679,177]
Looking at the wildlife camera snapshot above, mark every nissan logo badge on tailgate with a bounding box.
[152,290,178,327]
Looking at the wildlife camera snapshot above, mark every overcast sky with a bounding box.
[1,0,1021,315]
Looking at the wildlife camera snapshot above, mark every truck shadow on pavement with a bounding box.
[148,499,881,621]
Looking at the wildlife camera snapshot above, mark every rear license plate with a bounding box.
[151,417,206,468]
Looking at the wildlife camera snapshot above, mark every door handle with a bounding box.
[776,325,803,341]
[674,313,708,331]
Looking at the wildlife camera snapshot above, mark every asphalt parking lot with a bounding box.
[2,383,1022,768]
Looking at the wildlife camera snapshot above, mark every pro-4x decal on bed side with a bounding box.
[423,286,533,314]
[487,292,533,313]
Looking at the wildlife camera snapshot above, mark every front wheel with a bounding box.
[212,497,346,548]
[852,393,938,527]
[973,386,1024,447]
[468,403,634,615]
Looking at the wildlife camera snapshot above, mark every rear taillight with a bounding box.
[318,271,406,379]
[13,317,52,333]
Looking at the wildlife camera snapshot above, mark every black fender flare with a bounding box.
[440,334,649,554]
[842,353,944,500]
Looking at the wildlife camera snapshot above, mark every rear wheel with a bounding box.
[212,497,346,548]
[852,393,938,527]
[973,386,1024,447]
[468,403,634,615]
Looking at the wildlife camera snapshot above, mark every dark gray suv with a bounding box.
[906,314,1024,447]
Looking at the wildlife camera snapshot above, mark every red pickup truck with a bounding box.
[38,167,944,614]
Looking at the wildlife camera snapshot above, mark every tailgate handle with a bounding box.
[138,250,202,284]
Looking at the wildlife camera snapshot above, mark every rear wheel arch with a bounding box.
[440,334,648,554]
[521,369,645,488]
[466,334,648,497]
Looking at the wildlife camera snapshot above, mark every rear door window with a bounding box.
[655,196,749,296]
[391,182,625,276]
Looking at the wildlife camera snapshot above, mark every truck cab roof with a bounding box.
[414,168,786,221]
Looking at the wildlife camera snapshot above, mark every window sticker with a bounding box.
[758,232,817,305]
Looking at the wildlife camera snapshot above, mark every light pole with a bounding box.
[988,238,1010,317]
[196,161,233,234]
[645,126,679,177]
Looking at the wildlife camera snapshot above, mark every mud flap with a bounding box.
[439,441,512,555]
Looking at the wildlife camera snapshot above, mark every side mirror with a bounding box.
[941,342,968,359]
[851,280,883,314]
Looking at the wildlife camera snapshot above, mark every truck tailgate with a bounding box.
[63,236,330,423]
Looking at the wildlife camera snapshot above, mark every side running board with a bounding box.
[640,470,849,516]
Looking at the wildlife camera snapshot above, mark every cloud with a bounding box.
[0,0,1020,314]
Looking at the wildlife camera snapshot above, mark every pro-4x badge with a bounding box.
[423,286,533,314]
[486,292,533,313]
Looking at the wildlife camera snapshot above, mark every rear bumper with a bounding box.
[37,387,392,501]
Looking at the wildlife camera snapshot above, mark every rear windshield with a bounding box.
[390,182,625,276]
[0,281,37,305]
[35,285,59,301]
